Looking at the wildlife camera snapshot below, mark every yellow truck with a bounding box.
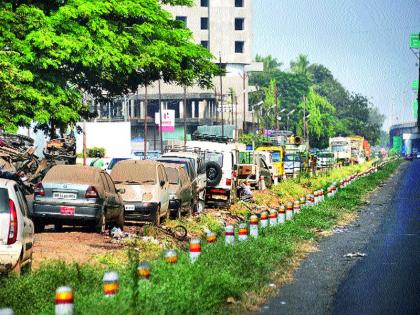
[255,146,284,180]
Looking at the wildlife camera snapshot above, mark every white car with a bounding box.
[0,178,34,274]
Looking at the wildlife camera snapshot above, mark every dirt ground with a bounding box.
[32,225,142,268]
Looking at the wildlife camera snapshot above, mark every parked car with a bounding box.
[163,164,194,219]
[160,147,206,212]
[236,151,273,188]
[31,165,124,233]
[316,151,335,169]
[0,178,34,274]
[111,160,169,225]
[105,157,131,174]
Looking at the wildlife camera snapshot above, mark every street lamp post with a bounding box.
[286,109,295,131]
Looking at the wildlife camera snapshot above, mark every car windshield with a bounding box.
[0,188,9,213]
[204,151,223,167]
[284,154,300,162]
[108,158,129,170]
[164,156,196,171]
[271,152,281,162]
[111,162,157,185]
[157,159,191,178]
[332,146,347,153]
[165,168,179,184]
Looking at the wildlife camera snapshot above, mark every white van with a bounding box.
[0,178,34,274]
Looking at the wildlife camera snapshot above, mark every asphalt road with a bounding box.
[260,160,420,315]
[333,160,420,315]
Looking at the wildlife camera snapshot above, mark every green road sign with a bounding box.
[414,99,418,120]
[413,80,419,90]
[410,33,420,48]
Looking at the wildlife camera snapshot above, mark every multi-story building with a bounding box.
[89,0,254,149]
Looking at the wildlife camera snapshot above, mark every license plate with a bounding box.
[212,195,228,201]
[124,204,135,211]
[60,206,75,215]
[53,192,77,200]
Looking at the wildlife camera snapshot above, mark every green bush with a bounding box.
[86,147,106,158]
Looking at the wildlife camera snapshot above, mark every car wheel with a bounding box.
[34,220,45,233]
[22,253,32,275]
[55,224,63,232]
[116,208,124,229]
[153,206,161,226]
[95,211,106,234]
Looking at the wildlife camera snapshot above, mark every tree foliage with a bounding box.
[250,55,384,147]
[0,0,219,133]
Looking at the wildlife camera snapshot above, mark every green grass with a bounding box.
[0,160,401,315]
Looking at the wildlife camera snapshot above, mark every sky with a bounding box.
[252,0,420,130]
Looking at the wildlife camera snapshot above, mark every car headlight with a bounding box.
[142,192,153,202]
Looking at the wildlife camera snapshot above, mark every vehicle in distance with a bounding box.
[31,165,124,233]
[111,160,169,225]
[163,163,194,219]
[0,178,34,274]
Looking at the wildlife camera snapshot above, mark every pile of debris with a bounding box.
[0,133,76,194]
[43,135,76,164]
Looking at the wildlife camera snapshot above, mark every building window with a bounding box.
[235,18,244,30]
[176,16,187,25]
[201,0,208,7]
[235,41,244,53]
[235,0,244,7]
[201,17,208,30]
[201,40,209,48]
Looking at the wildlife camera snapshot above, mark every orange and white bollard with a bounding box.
[103,271,119,297]
[249,215,259,238]
[55,286,74,315]
[206,231,217,244]
[278,205,286,224]
[286,202,293,220]
[332,182,337,195]
[314,191,319,204]
[327,186,332,198]
[189,239,201,263]
[225,225,235,245]
[269,209,278,226]
[0,309,13,315]
[320,190,325,202]
[258,176,266,190]
[137,261,151,280]
[306,194,312,206]
[164,249,178,264]
[260,211,269,228]
[238,223,248,241]
[293,200,301,214]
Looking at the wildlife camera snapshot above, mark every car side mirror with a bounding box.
[160,180,165,187]
[117,188,126,194]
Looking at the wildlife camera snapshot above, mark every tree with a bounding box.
[0,0,219,134]
[290,54,311,79]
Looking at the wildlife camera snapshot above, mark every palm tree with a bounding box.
[255,54,282,73]
[290,54,311,77]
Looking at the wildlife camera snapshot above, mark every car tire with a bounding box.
[205,161,223,187]
[154,206,161,226]
[116,208,124,229]
[55,224,63,232]
[34,220,45,233]
[95,211,106,234]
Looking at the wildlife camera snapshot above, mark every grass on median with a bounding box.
[0,160,400,315]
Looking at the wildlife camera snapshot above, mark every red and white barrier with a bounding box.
[103,271,119,297]
[225,225,235,245]
[238,223,248,241]
[269,209,278,226]
[286,202,293,220]
[278,205,286,224]
[137,261,151,280]
[55,286,74,315]
[189,239,201,263]
[249,215,259,238]
[293,200,300,214]
[260,211,269,228]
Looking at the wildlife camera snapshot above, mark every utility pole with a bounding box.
[275,85,279,130]
[158,79,163,154]
[417,33,420,127]
[235,96,238,141]
[143,85,148,160]
[219,52,224,137]
[183,86,187,145]
[242,72,248,132]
